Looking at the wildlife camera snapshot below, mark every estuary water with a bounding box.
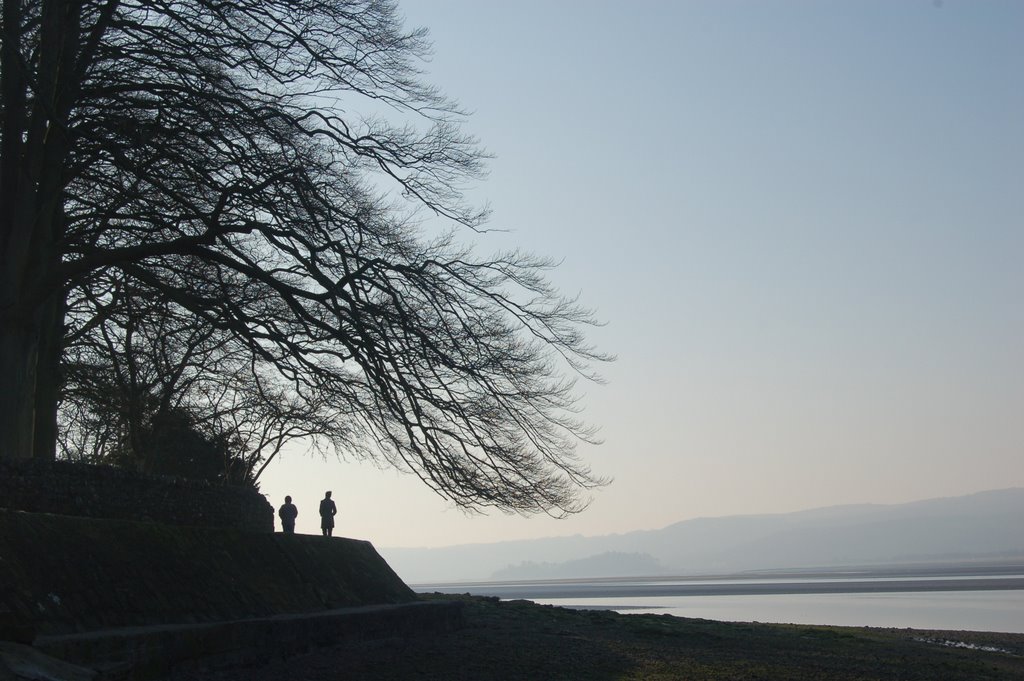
[415,564,1024,633]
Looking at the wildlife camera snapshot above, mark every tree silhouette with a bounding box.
[1,0,608,514]
[59,271,349,482]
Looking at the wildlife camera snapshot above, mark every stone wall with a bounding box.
[0,460,273,533]
[0,510,416,636]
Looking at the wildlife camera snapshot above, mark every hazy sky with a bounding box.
[260,0,1023,548]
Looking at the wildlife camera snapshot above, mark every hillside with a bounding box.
[382,488,1024,582]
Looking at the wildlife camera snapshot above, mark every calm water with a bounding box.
[417,567,1024,633]
[532,590,1024,633]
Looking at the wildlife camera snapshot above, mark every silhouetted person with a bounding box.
[319,491,337,537]
[278,495,298,534]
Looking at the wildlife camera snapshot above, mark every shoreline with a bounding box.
[412,559,1024,589]
[420,576,1024,599]
[168,595,1024,680]
[415,561,1024,599]
[416,564,1024,634]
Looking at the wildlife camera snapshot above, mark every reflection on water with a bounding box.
[535,590,1024,633]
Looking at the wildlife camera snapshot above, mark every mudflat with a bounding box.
[416,562,1024,599]
[169,595,1024,680]
[422,576,1024,599]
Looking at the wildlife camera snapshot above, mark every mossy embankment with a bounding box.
[0,510,414,637]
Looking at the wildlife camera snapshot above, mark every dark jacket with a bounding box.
[319,498,337,527]
[278,503,298,524]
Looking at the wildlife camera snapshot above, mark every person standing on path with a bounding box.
[319,491,337,537]
[278,495,298,534]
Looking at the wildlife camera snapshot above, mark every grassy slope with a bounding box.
[170,595,1024,680]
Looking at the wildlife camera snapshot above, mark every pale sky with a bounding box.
[260,0,1023,548]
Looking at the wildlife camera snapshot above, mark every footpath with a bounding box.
[1,600,462,681]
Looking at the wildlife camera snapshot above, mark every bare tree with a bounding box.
[1,0,608,514]
[60,269,351,482]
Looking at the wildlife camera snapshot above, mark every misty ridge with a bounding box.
[382,488,1024,583]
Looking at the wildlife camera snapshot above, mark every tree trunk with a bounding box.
[33,288,66,460]
[0,317,40,461]
[0,0,82,462]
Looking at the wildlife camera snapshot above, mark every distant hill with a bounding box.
[381,488,1024,583]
